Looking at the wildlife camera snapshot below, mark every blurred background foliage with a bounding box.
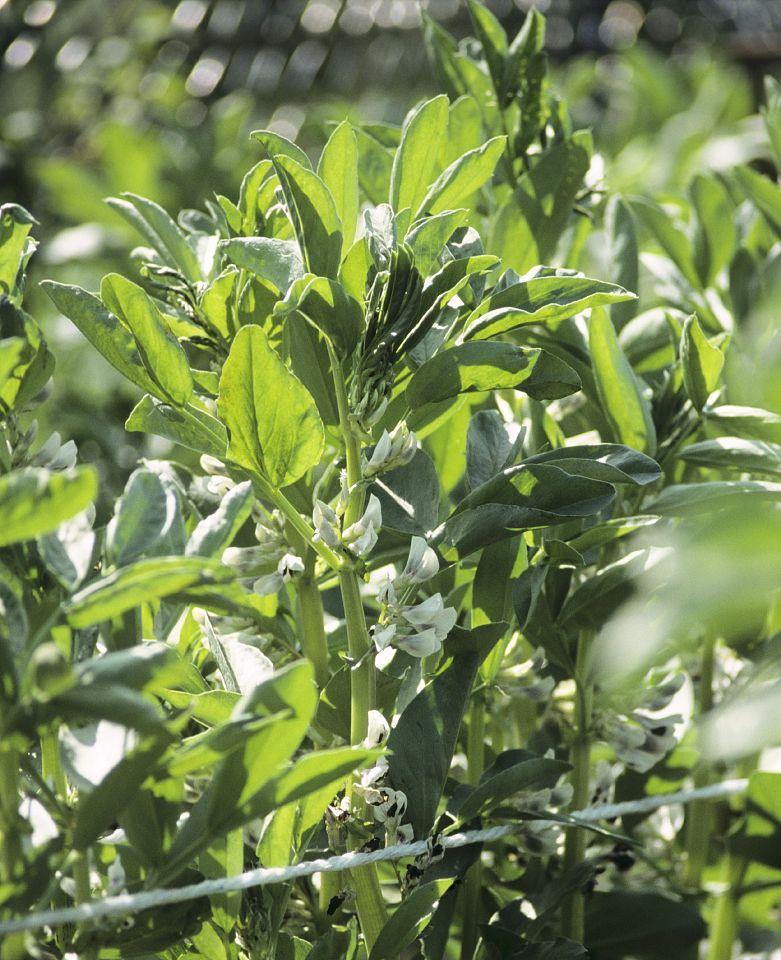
[1,0,780,494]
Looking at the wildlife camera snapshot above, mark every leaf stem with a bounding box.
[296,557,330,688]
[251,471,342,571]
[0,746,21,885]
[327,340,387,948]
[461,695,486,960]
[561,632,594,943]
[684,635,716,889]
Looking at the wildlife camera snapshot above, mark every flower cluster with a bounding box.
[595,674,685,773]
[371,537,456,658]
[220,509,305,597]
[502,647,556,702]
[354,710,415,844]
[313,493,383,559]
[362,422,417,479]
[515,772,574,856]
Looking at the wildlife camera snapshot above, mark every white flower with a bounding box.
[253,552,304,595]
[360,755,389,788]
[400,536,439,584]
[395,628,443,658]
[107,857,126,895]
[401,594,457,640]
[362,423,417,479]
[395,823,414,844]
[343,495,382,557]
[367,788,407,825]
[363,710,391,748]
[207,475,235,498]
[371,623,397,651]
[313,500,340,548]
[200,454,227,476]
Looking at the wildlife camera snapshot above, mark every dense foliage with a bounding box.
[2,5,781,960]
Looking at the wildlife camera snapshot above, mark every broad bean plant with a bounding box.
[2,6,781,960]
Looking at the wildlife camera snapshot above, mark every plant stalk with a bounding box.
[561,633,594,943]
[0,746,20,885]
[707,852,747,960]
[461,696,486,960]
[296,560,330,689]
[684,635,716,889]
[328,341,387,948]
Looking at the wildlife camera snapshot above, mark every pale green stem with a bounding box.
[0,747,20,885]
[296,559,330,689]
[252,472,342,572]
[42,728,68,800]
[561,633,594,943]
[684,636,716,890]
[461,697,486,960]
[707,853,747,960]
[327,341,387,947]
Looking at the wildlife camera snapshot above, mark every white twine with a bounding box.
[0,778,747,936]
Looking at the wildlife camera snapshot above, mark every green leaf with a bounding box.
[369,880,452,960]
[604,195,638,330]
[406,342,580,407]
[218,325,324,486]
[648,480,781,515]
[42,281,161,397]
[105,468,183,567]
[406,209,469,274]
[417,137,506,217]
[199,267,238,340]
[590,307,656,455]
[125,394,228,459]
[490,134,591,272]
[355,127,395,206]
[467,0,508,90]
[436,463,615,558]
[186,481,253,557]
[220,237,304,292]
[690,174,735,287]
[463,274,635,341]
[251,129,312,169]
[679,437,781,476]
[523,444,660,486]
[0,203,35,295]
[680,314,724,411]
[455,753,570,822]
[585,891,705,959]
[318,120,359,254]
[0,467,97,548]
[734,164,781,236]
[630,196,700,289]
[466,409,519,490]
[72,730,173,849]
[100,274,193,407]
[64,556,236,628]
[704,404,781,443]
[107,193,202,286]
[387,627,501,837]
[372,448,441,536]
[274,155,343,280]
[731,771,781,870]
[391,96,450,223]
[274,275,363,358]
[156,661,318,883]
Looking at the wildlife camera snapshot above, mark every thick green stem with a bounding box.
[561,634,594,943]
[328,341,387,947]
[296,563,330,689]
[684,636,716,889]
[707,853,747,960]
[461,697,486,960]
[252,472,342,571]
[42,728,68,799]
[0,747,20,885]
